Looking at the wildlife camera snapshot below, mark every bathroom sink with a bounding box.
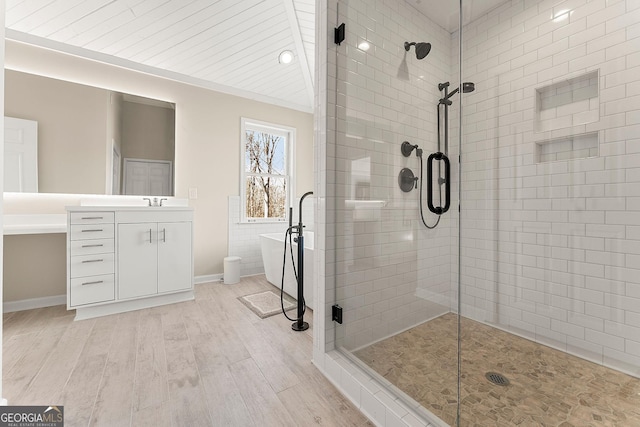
[78,196,189,208]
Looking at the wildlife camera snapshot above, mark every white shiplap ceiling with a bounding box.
[5,0,316,112]
[5,1,506,113]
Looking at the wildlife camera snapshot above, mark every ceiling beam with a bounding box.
[282,0,314,106]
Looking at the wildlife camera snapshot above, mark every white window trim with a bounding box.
[240,117,296,223]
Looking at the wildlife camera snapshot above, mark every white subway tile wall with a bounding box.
[330,0,455,352]
[317,0,640,425]
[460,0,640,376]
[227,196,314,277]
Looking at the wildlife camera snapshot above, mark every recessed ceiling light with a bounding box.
[357,41,370,52]
[279,50,294,64]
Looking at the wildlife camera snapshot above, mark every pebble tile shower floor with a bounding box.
[355,313,640,426]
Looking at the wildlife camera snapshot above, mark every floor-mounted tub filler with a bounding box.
[259,192,315,328]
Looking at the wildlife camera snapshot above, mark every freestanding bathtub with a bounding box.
[259,231,314,310]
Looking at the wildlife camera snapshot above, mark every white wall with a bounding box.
[459,0,640,376]
[3,39,314,282]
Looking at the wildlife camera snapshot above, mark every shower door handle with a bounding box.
[427,152,450,215]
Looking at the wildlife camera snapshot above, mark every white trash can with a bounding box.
[223,256,241,285]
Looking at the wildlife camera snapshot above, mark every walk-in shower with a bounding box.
[325,0,640,426]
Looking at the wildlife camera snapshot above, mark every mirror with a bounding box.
[4,69,175,196]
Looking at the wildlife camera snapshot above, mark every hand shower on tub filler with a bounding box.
[281,191,314,332]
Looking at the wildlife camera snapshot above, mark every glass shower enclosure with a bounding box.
[330,0,640,425]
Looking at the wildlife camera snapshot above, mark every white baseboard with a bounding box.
[195,274,223,284]
[4,273,258,312]
[73,290,194,321]
[195,272,264,285]
[4,294,66,313]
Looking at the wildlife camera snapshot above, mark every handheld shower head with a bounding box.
[404,41,431,60]
[462,82,475,93]
[439,81,477,104]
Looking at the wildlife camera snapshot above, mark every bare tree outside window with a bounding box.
[245,130,287,219]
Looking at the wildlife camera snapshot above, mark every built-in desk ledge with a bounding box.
[4,214,68,235]
[79,196,189,207]
[67,206,192,212]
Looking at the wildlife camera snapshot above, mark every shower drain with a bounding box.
[485,372,510,386]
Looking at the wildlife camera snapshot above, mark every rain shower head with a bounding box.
[404,41,431,60]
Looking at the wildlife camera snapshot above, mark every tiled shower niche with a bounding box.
[534,71,600,163]
[535,70,599,132]
[535,132,599,163]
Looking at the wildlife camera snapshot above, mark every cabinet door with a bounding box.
[118,223,158,299]
[157,222,192,293]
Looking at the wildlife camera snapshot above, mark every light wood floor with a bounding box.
[3,275,372,427]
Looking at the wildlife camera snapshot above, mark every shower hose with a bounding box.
[280,226,306,321]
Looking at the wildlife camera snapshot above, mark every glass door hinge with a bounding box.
[332,304,343,324]
[335,23,345,45]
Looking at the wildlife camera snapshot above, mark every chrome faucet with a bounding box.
[143,197,152,206]
[160,198,168,206]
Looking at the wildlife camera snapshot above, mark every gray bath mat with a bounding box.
[238,289,296,319]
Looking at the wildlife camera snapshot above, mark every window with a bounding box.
[241,118,295,222]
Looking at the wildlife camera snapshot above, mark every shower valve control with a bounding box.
[398,168,417,192]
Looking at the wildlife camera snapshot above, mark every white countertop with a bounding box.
[4,214,67,235]
[66,206,193,212]
[3,197,191,235]
[5,207,193,235]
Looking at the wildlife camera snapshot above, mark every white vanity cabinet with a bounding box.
[157,222,193,293]
[118,222,158,299]
[67,207,194,320]
[118,221,192,299]
[68,212,116,307]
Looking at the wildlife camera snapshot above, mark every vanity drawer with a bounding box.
[70,274,115,306]
[70,224,114,241]
[70,239,115,256]
[70,253,115,278]
[70,212,115,225]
